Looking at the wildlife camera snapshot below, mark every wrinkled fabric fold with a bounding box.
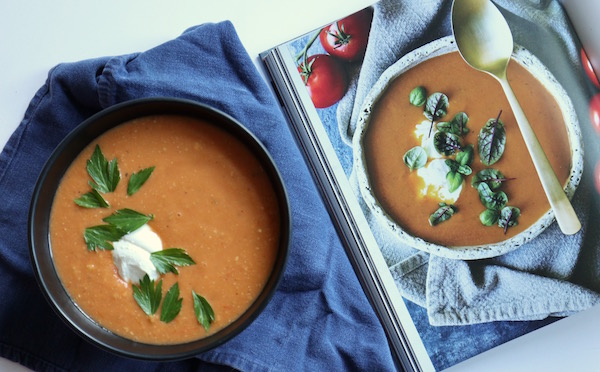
[0,21,394,371]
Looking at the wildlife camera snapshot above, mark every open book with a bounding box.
[261,0,600,370]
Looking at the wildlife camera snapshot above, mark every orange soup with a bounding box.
[50,115,281,344]
[363,51,572,247]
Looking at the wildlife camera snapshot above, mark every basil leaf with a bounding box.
[429,202,457,226]
[480,209,500,226]
[478,114,506,166]
[87,145,120,193]
[447,159,472,177]
[477,183,508,210]
[446,171,463,193]
[434,131,461,156]
[127,166,155,196]
[499,206,521,233]
[424,93,449,121]
[437,112,469,136]
[456,145,474,166]
[471,169,512,189]
[150,248,196,275]
[160,282,183,323]
[403,146,427,171]
[83,225,124,251]
[102,208,153,234]
[193,291,215,331]
[409,86,427,106]
[74,189,109,208]
[132,275,162,316]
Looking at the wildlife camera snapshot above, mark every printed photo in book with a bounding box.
[262,0,600,370]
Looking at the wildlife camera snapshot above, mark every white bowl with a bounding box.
[353,36,583,260]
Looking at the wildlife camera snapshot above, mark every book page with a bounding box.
[263,0,600,370]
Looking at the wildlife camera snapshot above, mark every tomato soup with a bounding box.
[363,51,572,247]
[50,115,281,344]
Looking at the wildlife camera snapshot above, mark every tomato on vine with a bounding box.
[590,93,600,136]
[581,48,600,88]
[319,7,373,62]
[298,54,348,108]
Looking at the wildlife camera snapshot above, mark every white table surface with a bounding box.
[1,1,598,371]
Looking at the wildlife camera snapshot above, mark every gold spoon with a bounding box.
[451,0,581,235]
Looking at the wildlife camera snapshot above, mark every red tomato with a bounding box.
[595,159,600,195]
[319,7,373,62]
[298,54,348,108]
[590,93,600,136]
[581,48,600,88]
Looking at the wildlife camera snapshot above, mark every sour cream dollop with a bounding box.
[415,157,462,204]
[112,224,162,283]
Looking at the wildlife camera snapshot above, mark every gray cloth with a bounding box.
[338,0,600,326]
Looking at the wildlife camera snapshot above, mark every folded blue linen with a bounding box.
[0,22,395,371]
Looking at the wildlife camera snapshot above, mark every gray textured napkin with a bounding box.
[338,0,600,326]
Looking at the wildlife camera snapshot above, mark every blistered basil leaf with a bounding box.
[478,115,506,166]
[429,202,457,226]
[403,146,428,171]
[480,209,500,226]
[477,183,508,210]
[471,168,509,189]
[499,206,521,233]
[409,86,427,106]
[424,92,449,121]
[434,131,461,156]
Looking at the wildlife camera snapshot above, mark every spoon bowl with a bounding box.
[451,0,581,235]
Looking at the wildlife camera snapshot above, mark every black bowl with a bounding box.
[28,97,290,360]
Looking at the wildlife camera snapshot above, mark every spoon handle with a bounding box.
[499,77,581,235]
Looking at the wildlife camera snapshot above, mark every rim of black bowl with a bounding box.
[28,97,291,360]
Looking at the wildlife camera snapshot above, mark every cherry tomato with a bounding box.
[581,48,600,88]
[595,159,600,195]
[590,93,600,136]
[298,54,348,108]
[319,7,373,62]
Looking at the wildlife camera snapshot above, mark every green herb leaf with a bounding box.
[479,209,500,226]
[160,282,183,323]
[83,225,124,251]
[132,275,163,316]
[477,183,508,210]
[409,86,427,106]
[437,112,469,136]
[127,166,155,196]
[424,92,449,121]
[87,145,120,193]
[403,146,427,171]
[429,202,457,226]
[74,189,109,208]
[193,291,215,331]
[425,92,449,137]
[102,208,153,234]
[471,169,513,189]
[150,248,196,275]
[433,131,461,156]
[478,111,506,166]
[498,206,521,233]
[456,144,474,166]
[446,171,464,193]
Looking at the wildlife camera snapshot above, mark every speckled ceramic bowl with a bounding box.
[353,36,583,260]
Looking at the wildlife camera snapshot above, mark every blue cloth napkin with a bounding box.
[0,22,395,371]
